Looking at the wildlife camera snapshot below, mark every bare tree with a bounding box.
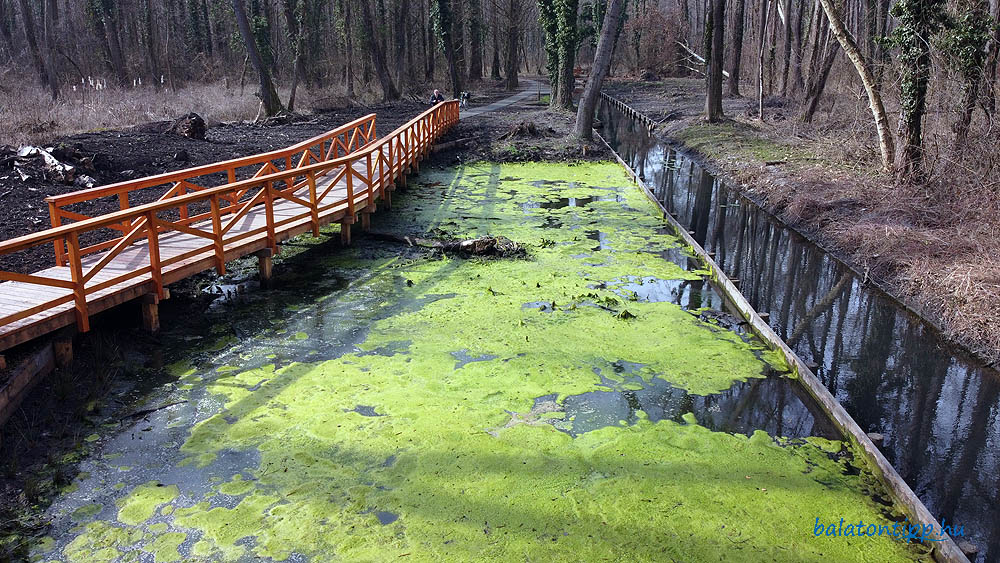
[705,0,726,121]
[573,0,625,138]
[817,0,895,172]
[233,0,284,117]
[727,0,745,96]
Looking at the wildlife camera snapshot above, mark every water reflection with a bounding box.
[599,100,1000,561]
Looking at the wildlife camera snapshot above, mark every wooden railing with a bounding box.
[0,101,459,334]
[45,113,379,267]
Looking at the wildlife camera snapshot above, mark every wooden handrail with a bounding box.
[45,113,377,207]
[0,101,459,335]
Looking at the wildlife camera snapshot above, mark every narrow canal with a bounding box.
[599,99,999,562]
[19,161,925,561]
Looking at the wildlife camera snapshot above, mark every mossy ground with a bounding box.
[28,162,924,562]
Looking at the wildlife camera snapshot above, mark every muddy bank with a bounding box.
[604,78,1000,366]
[3,161,925,562]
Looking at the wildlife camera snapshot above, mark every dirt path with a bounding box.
[460,79,546,119]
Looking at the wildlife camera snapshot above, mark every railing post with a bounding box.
[177,182,189,222]
[346,160,356,219]
[65,231,90,333]
[264,181,277,253]
[209,194,226,275]
[48,201,66,267]
[366,152,374,204]
[307,171,320,237]
[285,156,294,190]
[118,192,131,232]
[146,211,164,299]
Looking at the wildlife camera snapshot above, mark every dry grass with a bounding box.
[0,75,360,147]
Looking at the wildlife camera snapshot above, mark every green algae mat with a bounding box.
[28,162,926,562]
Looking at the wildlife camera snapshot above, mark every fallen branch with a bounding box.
[366,232,526,257]
[124,400,187,420]
[432,138,473,152]
[676,42,731,79]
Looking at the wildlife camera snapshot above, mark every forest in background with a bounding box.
[0,0,997,186]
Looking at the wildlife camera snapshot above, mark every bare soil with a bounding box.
[605,77,1000,366]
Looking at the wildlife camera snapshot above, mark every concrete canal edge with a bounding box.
[594,105,969,563]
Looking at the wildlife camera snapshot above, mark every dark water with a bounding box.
[539,370,838,440]
[599,100,1000,560]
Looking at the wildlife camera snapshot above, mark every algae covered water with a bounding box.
[30,162,926,561]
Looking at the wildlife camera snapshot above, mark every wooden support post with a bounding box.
[53,335,73,368]
[255,248,274,289]
[140,293,161,333]
[0,355,6,371]
[383,189,392,210]
[361,212,371,232]
[340,218,353,245]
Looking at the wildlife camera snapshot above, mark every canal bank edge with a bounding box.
[597,93,997,373]
[593,117,969,563]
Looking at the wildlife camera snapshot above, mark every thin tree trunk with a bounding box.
[342,0,356,96]
[281,0,307,111]
[102,7,128,86]
[361,0,400,100]
[981,0,1000,119]
[233,0,284,116]
[504,0,519,90]
[817,0,894,172]
[0,0,14,61]
[728,0,745,96]
[42,0,59,99]
[779,0,791,94]
[800,38,838,122]
[758,0,771,118]
[393,0,407,87]
[573,0,625,138]
[467,0,483,81]
[15,0,51,93]
[705,0,726,121]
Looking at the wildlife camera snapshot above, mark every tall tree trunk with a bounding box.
[894,0,946,182]
[817,0,894,172]
[790,0,805,92]
[757,0,771,118]
[491,18,502,80]
[393,0,407,87]
[504,0,519,90]
[143,0,162,89]
[233,0,284,116]
[705,0,726,121]
[467,0,483,80]
[425,0,435,81]
[0,0,14,61]
[281,0,307,111]
[42,0,59,99]
[573,0,624,138]
[801,38,838,122]
[15,0,51,93]
[361,0,400,99]
[779,0,792,94]
[983,0,1000,119]
[538,0,559,102]
[342,0,356,96]
[727,0,745,96]
[555,0,580,109]
[434,0,462,97]
[101,3,128,86]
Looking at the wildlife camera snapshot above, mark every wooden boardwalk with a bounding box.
[0,102,459,353]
